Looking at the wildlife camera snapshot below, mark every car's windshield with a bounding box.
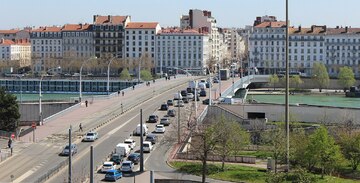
[106,172,115,175]
[104,164,112,167]
[122,163,130,166]
[87,133,94,136]
[144,144,149,147]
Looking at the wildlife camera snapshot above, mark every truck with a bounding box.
[220,69,230,80]
[188,80,197,89]
[115,143,131,157]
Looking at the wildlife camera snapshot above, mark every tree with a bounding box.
[290,75,303,89]
[0,87,20,132]
[312,62,329,92]
[338,66,356,91]
[119,68,131,81]
[305,127,342,177]
[269,74,279,91]
[214,116,250,171]
[339,132,360,171]
[263,127,287,173]
[140,69,153,81]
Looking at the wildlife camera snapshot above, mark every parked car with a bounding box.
[160,117,170,126]
[83,131,98,142]
[148,114,159,123]
[202,99,211,105]
[154,124,165,133]
[61,144,77,156]
[213,78,219,83]
[160,103,169,111]
[120,160,134,172]
[143,141,153,153]
[110,153,123,165]
[145,134,157,144]
[199,90,207,97]
[123,139,136,150]
[127,153,140,164]
[101,161,116,173]
[167,109,176,117]
[104,169,122,181]
[174,100,184,107]
[167,99,174,106]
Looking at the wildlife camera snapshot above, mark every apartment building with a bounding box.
[222,28,246,61]
[0,29,30,42]
[30,26,63,72]
[62,24,94,59]
[93,15,131,59]
[0,38,31,67]
[155,28,209,74]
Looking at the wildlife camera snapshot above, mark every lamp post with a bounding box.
[285,0,290,172]
[107,54,121,95]
[80,57,97,102]
[39,75,44,125]
[204,67,212,106]
[17,75,23,104]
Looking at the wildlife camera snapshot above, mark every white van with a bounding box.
[173,93,183,100]
[142,141,153,153]
[198,83,206,90]
[115,143,131,157]
[133,124,148,136]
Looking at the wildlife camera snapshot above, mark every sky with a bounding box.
[1,0,359,29]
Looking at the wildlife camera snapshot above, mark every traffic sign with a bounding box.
[32,122,36,129]
[11,133,15,139]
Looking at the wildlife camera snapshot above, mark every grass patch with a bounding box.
[235,150,272,159]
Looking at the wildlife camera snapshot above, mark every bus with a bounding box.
[220,69,230,80]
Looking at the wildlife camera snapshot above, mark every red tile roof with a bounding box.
[62,24,91,31]
[94,15,128,24]
[255,21,287,28]
[31,26,62,32]
[0,39,15,45]
[289,27,326,35]
[126,22,159,29]
[0,30,19,34]
[158,28,208,35]
[327,27,360,34]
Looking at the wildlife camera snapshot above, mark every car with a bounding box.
[167,109,176,117]
[199,90,207,97]
[145,134,157,144]
[110,153,123,165]
[174,100,184,107]
[123,139,136,150]
[143,141,153,153]
[160,103,169,111]
[213,78,219,83]
[160,117,170,126]
[120,160,134,172]
[104,169,122,181]
[167,99,174,106]
[127,153,140,164]
[83,131,98,142]
[186,93,194,99]
[148,114,159,123]
[203,99,211,105]
[154,124,165,133]
[182,97,189,103]
[61,144,77,156]
[101,161,116,173]
[180,90,188,97]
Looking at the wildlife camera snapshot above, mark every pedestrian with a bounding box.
[133,85,135,90]
[79,123,83,132]
[153,79,155,83]
[122,91,124,96]
[117,90,120,96]
[85,100,88,107]
[8,138,12,149]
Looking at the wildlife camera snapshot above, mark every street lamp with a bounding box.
[16,75,23,104]
[203,67,212,106]
[107,54,121,95]
[39,75,44,125]
[80,57,97,102]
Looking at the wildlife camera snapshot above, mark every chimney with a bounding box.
[345,26,348,33]
[93,15,97,23]
[336,25,339,29]
[311,25,314,32]
[1,38,4,44]
[108,15,111,23]
[298,25,301,32]
[322,25,327,32]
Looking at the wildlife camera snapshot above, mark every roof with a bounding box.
[31,26,62,32]
[0,39,15,45]
[255,21,287,28]
[0,30,19,34]
[126,22,159,29]
[94,15,128,24]
[289,27,327,35]
[62,24,91,31]
[327,27,360,35]
[159,28,208,35]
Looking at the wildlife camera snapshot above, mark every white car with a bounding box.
[101,161,116,173]
[174,100,184,107]
[155,124,165,133]
[124,139,136,150]
[143,141,153,153]
[120,160,134,172]
[186,93,194,99]
[83,132,98,142]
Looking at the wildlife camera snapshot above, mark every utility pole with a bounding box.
[140,109,144,172]
[285,0,290,172]
[68,125,72,183]
[177,91,180,144]
[90,146,94,183]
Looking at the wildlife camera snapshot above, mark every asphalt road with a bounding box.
[46,77,198,183]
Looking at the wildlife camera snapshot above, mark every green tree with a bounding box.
[119,68,131,80]
[339,132,360,171]
[0,87,20,132]
[140,69,153,81]
[263,127,286,173]
[290,75,303,89]
[338,66,356,91]
[306,127,342,177]
[269,74,279,91]
[312,62,329,92]
[214,115,250,171]
[290,129,310,167]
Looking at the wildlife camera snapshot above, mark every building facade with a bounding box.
[93,15,131,59]
[62,24,94,59]
[155,28,209,74]
[0,29,30,42]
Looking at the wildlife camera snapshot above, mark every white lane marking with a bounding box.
[108,114,138,135]
[13,170,35,183]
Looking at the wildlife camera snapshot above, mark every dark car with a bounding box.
[182,97,189,103]
[167,109,176,117]
[202,99,211,105]
[180,90,188,97]
[199,90,206,97]
[127,153,140,164]
[110,153,123,165]
[160,103,169,111]
[186,87,194,94]
[104,170,122,181]
[148,114,159,123]
[145,134,157,144]
[167,99,174,106]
